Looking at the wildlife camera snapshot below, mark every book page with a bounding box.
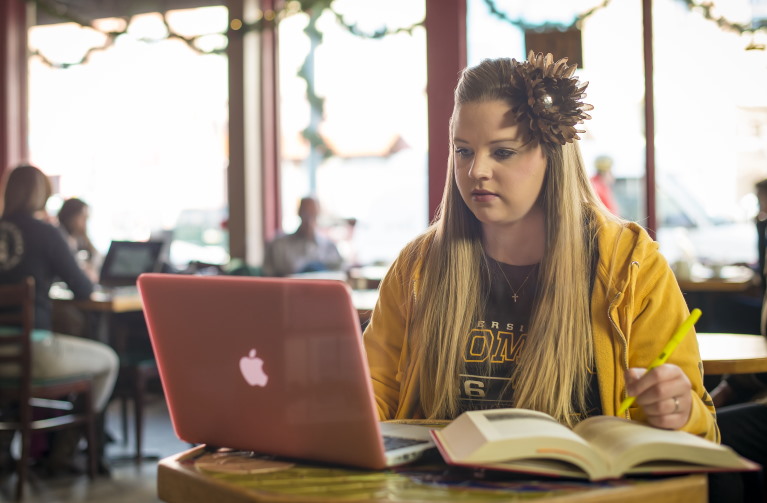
[473,457,595,479]
[471,409,588,450]
[574,416,748,476]
[434,409,610,478]
[480,409,568,439]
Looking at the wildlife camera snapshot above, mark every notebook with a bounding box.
[136,273,434,469]
[99,240,165,288]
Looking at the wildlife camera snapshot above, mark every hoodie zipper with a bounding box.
[608,260,640,418]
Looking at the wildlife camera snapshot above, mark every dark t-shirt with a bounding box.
[458,258,602,420]
[0,213,93,330]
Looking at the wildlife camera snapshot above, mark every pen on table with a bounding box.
[616,308,703,415]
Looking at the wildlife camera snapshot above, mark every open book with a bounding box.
[431,408,757,481]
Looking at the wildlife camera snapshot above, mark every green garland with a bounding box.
[31,0,425,67]
[675,0,767,50]
[298,8,329,159]
[29,0,425,156]
[481,0,612,31]
[30,0,764,159]
[32,1,238,67]
[677,0,767,35]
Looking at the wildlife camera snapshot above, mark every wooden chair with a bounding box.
[0,278,97,500]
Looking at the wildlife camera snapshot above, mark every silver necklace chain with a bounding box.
[495,260,538,303]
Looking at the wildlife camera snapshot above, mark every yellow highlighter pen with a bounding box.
[616,308,703,416]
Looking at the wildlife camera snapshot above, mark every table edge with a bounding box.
[158,447,707,503]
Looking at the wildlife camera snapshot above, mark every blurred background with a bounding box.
[6,0,766,274]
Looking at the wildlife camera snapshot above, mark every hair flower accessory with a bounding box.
[507,51,594,146]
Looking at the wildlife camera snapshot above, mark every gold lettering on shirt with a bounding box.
[466,329,493,362]
[491,331,526,363]
[465,328,527,363]
[463,380,486,398]
[475,320,522,332]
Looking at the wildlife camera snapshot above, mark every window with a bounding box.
[652,0,765,267]
[27,6,230,269]
[468,0,645,181]
[467,0,765,267]
[277,1,428,266]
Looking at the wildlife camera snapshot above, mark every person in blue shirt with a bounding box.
[262,196,344,276]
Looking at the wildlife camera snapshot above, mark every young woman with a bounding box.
[363,52,717,442]
[57,197,101,283]
[0,164,119,473]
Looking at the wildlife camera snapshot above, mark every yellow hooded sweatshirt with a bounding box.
[363,215,719,442]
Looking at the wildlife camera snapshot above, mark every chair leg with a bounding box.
[17,424,30,500]
[120,393,129,447]
[85,394,97,479]
[0,428,15,472]
[134,371,146,463]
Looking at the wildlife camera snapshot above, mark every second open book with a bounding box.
[431,408,757,481]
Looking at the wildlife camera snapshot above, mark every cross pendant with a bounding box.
[512,293,519,303]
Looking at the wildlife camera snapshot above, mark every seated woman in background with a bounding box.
[0,164,118,474]
[57,197,101,283]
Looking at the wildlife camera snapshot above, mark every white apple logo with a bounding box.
[239,349,269,387]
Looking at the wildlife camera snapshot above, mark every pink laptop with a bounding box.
[137,273,433,469]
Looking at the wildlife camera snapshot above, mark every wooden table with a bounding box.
[51,286,145,355]
[53,283,378,328]
[351,288,378,325]
[284,272,380,324]
[54,288,143,314]
[347,265,390,290]
[50,284,143,313]
[676,267,761,333]
[698,332,767,375]
[676,265,756,293]
[157,446,707,503]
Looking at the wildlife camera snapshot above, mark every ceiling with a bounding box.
[32,0,224,25]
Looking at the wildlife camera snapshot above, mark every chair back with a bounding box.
[0,277,98,499]
[0,278,35,408]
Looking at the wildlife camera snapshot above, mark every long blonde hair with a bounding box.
[411,58,610,426]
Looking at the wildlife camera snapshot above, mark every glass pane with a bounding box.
[277,2,428,267]
[653,1,764,269]
[27,6,230,270]
[467,1,765,269]
[467,0,646,216]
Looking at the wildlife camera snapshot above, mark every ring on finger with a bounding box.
[672,396,680,414]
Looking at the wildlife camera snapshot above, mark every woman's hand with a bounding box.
[624,364,692,430]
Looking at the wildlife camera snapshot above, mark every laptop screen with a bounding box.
[99,240,165,287]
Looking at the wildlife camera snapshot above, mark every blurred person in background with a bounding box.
[54,197,102,339]
[754,178,767,292]
[57,197,101,283]
[262,196,344,277]
[590,155,618,215]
